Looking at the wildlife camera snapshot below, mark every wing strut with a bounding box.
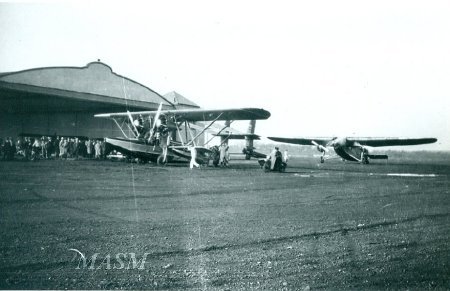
[173,115,186,146]
[126,110,139,137]
[185,113,224,147]
[204,120,235,145]
[112,118,131,139]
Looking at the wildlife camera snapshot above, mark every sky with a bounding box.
[0,0,449,150]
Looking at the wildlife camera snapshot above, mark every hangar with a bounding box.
[0,61,199,139]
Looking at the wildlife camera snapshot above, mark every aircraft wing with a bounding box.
[347,137,437,147]
[267,137,333,146]
[269,136,437,147]
[95,108,270,121]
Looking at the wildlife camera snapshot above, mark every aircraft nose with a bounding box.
[332,137,347,148]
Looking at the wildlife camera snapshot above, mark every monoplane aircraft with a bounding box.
[95,105,270,165]
[267,136,437,164]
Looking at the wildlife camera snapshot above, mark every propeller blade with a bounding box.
[152,102,163,131]
[311,140,329,152]
[148,102,163,143]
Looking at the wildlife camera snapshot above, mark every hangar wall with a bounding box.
[0,112,125,139]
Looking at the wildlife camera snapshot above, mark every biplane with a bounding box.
[95,104,270,165]
[267,136,437,164]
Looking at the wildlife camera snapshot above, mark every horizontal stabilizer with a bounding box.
[214,133,261,140]
[243,150,267,159]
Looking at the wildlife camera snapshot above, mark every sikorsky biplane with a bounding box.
[95,104,270,165]
[267,136,437,164]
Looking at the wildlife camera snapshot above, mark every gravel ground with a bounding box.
[0,156,449,290]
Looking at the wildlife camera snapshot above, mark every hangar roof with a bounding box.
[0,62,175,111]
[163,91,199,108]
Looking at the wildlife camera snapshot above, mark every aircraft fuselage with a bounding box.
[331,138,374,163]
[333,144,362,162]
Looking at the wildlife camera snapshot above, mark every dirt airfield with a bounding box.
[0,154,449,290]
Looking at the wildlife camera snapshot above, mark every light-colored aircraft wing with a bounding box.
[95,108,270,121]
[347,137,437,147]
[267,137,333,146]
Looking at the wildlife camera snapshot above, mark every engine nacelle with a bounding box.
[332,137,349,149]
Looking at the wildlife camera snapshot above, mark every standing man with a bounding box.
[73,138,80,159]
[4,137,14,160]
[189,146,200,169]
[63,138,70,159]
[86,139,93,159]
[59,137,65,159]
[219,143,229,167]
[283,150,289,163]
[267,146,283,170]
[54,136,60,159]
[100,139,106,159]
[157,115,170,163]
[94,140,101,159]
[32,138,41,160]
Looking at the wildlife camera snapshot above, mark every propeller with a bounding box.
[311,140,329,153]
[147,102,163,143]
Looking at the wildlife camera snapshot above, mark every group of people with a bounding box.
[0,136,107,161]
[265,146,289,170]
[190,143,230,169]
[1,137,15,160]
[208,143,230,168]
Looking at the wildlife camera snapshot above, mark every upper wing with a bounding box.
[268,136,438,147]
[268,137,333,146]
[95,108,270,121]
[347,137,437,147]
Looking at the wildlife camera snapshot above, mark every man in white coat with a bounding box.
[189,146,200,169]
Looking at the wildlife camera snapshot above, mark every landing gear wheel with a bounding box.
[263,160,271,172]
[320,156,325,163]
[157,154,167,166]
[362,155,369,164]
[137,158,148,164]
